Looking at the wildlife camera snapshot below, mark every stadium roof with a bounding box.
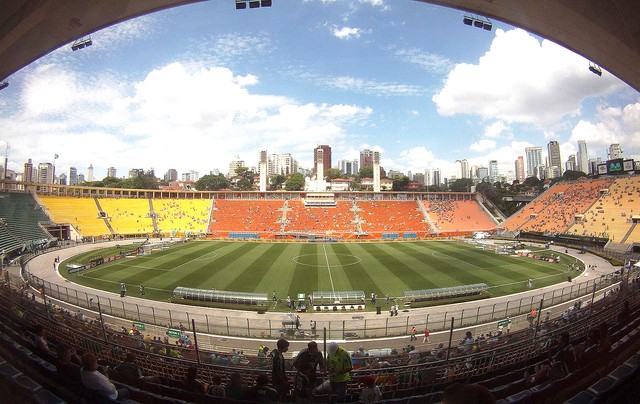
[1,1,639,92]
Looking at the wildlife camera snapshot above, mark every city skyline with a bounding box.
[0,1,639,181]
[7,137,632,187]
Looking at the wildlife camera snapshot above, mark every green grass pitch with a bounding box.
[60,240,579,306]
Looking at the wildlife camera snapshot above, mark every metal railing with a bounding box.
[23,268,620,341]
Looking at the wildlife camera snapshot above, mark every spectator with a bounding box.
[247,374,278,403]
[33,324,55,359]
[460,331,474,354]
[80,352,130,401]
[293,341,324,387]
[327,342,352,403]
[272,338,290,401]
[207,375,226,398]
[359,375,382,403]
[226,372,249,401]
[182,366,206,394]
[115,352,160,384]
[56,344,82,380]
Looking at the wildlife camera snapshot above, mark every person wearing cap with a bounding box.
[327,342,352,402]
[359,375,382,403]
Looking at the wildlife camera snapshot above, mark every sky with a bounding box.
[1,0,639,182]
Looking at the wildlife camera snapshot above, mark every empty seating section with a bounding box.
[567,176,640,241]
[358,200,429,233]
[209,199,283,233]
[285,200,356,233]
[98,198,154,235]
[0,193,52,250]
[38,195,109,237]
[153,199,211,236]
[422,200,495,233]
[517,178,613,234]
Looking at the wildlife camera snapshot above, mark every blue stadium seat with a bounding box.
[586,376,617,399]
[564,390,596,404]
[32,389,66,404]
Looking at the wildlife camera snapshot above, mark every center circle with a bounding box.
[293,254,362,268]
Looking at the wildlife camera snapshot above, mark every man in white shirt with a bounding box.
[80,352,129,401]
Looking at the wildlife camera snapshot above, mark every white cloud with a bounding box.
[483,121,509,139]
[1,61,374,176]
[394,48,452,74]
[568,100,640,158]
[432,28,624,127]
[469,139,496,152]
[331,26,365,39]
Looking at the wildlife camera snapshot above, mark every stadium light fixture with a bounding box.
[71,36,92,51]
[0,81,8,91]
[236,0,271,10]
[589,63,603,76]
[463,13,492,31]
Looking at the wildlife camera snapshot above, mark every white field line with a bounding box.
[322,244,336,294]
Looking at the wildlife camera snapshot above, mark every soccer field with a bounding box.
[61,240,578,305]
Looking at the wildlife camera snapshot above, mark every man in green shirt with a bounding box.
[327,342,352,403]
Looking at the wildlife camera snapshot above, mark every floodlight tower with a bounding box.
[315,148,325,192]
[259,150,267,192]
[373,151,381,192]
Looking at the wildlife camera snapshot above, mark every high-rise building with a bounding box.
[228,156,244,177]
[515,156,525,183]
[107,167,118,178]
[163,168,177,182]
[424,169,431,186]
[313,145,331,177]
[489,160,499,183]
[413,172,424,184]
[338,159,358,176]
[77,173,85,184]
[547,140,563,176]
[476,167,489,182]
[608,144,623,160]
[455,159,470,179]
[69,167,78,185]
[23,159,33,183]
[37,163,54,184]
[181,170,199,181]
[279,154,298,176]
[359,149,374,170]
[129,168,143,178]
[432,168,441,186]
[566,155,577,172]
[87,164,94,181]
[525,147,543,178]
[577,140,589,174]
[58,173,67,185]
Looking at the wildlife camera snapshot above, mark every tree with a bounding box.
[285,172,305,191]
[476,181,497,201]
[325,168,343,181]
[195,174,229,191]
[392,176,411,191]
[357,166,374,179]
[270,174,286,191]
[449,178,474,192]
[236,177,253,191]
[563,170,587,180]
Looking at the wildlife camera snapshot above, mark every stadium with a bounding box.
[1,1,640,403]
